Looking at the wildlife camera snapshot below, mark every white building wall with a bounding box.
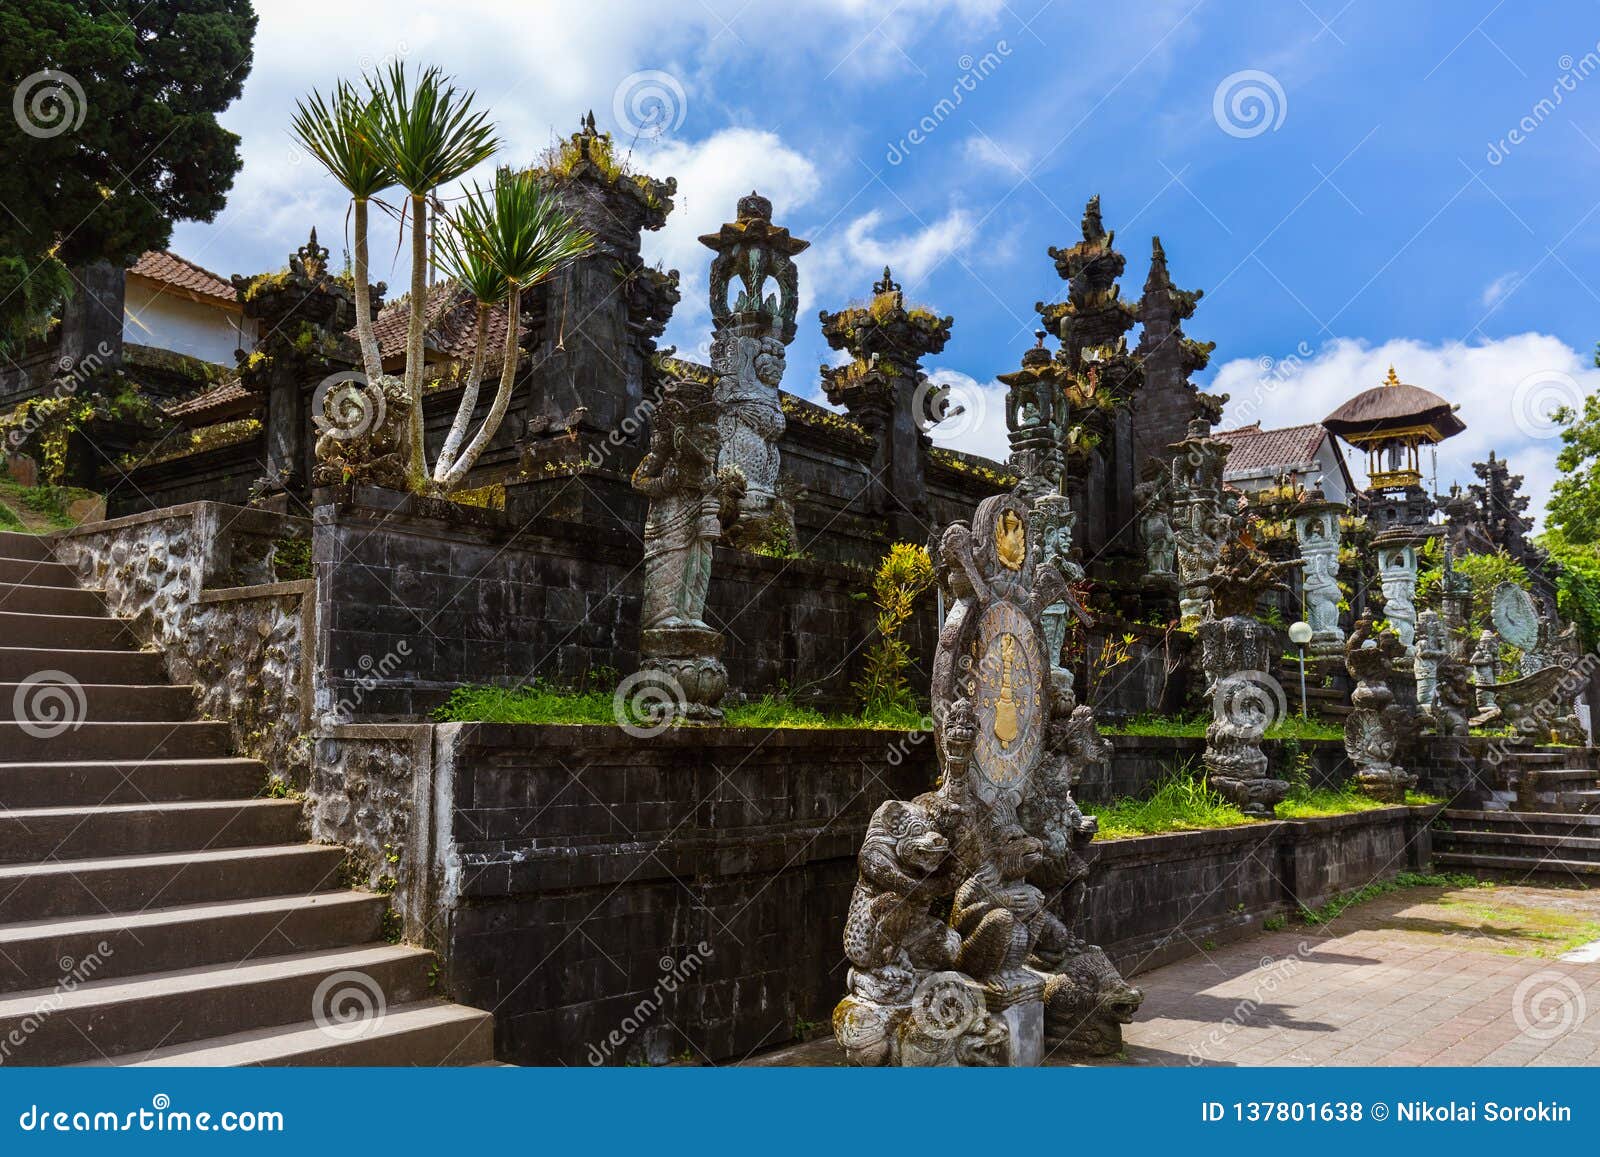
[123,282,254,366]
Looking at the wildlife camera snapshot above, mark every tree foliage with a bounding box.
[0,1,255,349]
[1415,537,1530,637]
[1546,343,1600,544]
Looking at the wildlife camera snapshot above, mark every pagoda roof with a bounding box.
[1321,366,1465,441]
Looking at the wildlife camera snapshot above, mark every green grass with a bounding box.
[432,683,932,731]
[1276,785,1443,818]
[0,479,98,533]
[1090,765,1256,839]
[1104,712,1344,741]
[1298,872,1489,926]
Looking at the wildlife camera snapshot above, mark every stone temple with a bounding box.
[1,115,1597,1067]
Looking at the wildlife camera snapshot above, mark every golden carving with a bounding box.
[996,509,1026,571]
[993,633,1018,749]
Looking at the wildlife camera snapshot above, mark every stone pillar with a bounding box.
[1199,616,1289,815]
[699,191,808,547]
[1292,497,1345,656]
[1375,535,1420,650]
[820,267,951,542]
[58,259,125,374]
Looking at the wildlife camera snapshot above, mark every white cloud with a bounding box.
[640,128,823,358]
[921,368,1010,460]
[807,206,977,306]
[1481,272,1521,308]
[962,134,1029,175]
[1213,333,1599,530]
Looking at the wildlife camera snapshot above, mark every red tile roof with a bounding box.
[128,250,237,305]
[1214,421,1330,475]
[369,280,518,366]
[163,379,256,426]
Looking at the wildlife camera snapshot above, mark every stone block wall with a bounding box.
[433,723,928,1065]
[51,502,315,786]
[426,722,1439,1065]
[312,484,932,720]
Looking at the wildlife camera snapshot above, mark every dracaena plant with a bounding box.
[430,167,592,490]
[288,80,393,384]
[367,62,500,490]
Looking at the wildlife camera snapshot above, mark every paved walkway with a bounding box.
[1114,882,1600,1066]
[752,882,1600,1066]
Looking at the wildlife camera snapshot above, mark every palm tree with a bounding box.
[368,63,499,490]
[288,81,393,384]
[431,168,592,491]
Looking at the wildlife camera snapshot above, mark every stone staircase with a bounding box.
[0,529,494,1066]
[1434,810,1600,882]
[1432,745,1600,881]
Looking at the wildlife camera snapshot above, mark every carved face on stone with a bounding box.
[954,1011,1010,1066]
[879,800,951,873]
[754,337,786,387]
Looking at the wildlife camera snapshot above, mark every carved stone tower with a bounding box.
[819,266,952,542]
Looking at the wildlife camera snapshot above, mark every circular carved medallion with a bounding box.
[1491,582,1540,651]
[970,601,1046,793]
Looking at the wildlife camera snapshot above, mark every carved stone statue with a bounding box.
[1375,539,1420,650]
[1413,609,1447,708]
[1167,419,1232,626]
[1343,617,1419,801]
[698,192,808,547]
[835,493,1141,1066]
[1293,499,1344,655]
[1432,655,1473,737]
[1198,532,1299,816]
[1470,628,1500,719]
[310,372,413,492]
[629,375,745,720]
[1135,463,1177,588]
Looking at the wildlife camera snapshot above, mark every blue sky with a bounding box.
[171,0,1600,519]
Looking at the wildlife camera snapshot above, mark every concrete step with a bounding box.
[0,719,230,762]
[0,891,386,993]
[82,1000,495,1067]
[0,756,262,808]
[0,532,54,561]
[0,682,195,725]
[1434,851,1600,878]
[0,799,303,865]
[0,557,77,588]
[1441,809,1600,838]
[1523,768,1600,786]
[0,610,134,650]
[0,943,436,1065]
[0,582,107,616]
[1436,828,1600,863]
[0,646,164,684]
[1505,752,1569,766]
[1526,789,1600,814]
[0,844,348,923]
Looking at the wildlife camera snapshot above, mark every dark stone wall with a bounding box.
[1081,805,1437,976]
[437,724,930,1065]
[312,485,936,720]
[431,722,1438,1065]
[1082,735,1349,802]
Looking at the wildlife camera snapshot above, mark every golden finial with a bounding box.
[1382,365,1401,387]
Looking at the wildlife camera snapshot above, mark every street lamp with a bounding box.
[1288,620,1313,719]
